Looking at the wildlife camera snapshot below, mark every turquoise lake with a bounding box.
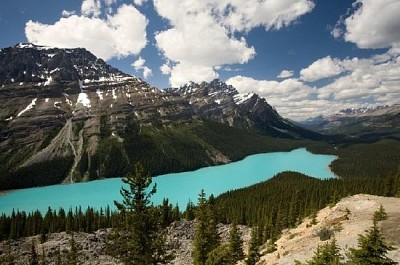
[0,148,337,215]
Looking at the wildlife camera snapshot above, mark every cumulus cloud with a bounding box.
[134,0,147,6]
[25,3,147,61]
[277,70,294,79]
[61,10,76,17]
[300,56,344,82]
[169,63,219,87]
[227,50,400,120]
[160,63,171,75]
[333,0,400,49]
[132,57,153,79]
[81,0,101,17]
[154,0,315,87]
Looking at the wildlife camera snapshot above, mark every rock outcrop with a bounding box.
[257,194,400,264]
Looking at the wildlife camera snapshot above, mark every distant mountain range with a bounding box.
[298,105,400,139]
[0,43,320,190]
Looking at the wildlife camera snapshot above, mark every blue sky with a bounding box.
[1,0,399,120]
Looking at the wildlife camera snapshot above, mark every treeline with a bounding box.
[213,170,400,244]
[0,198,180,241]
[0,156,74,190]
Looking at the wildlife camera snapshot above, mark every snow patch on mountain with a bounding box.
[17,98,37,117]
[233,93,254,105]
[77,92,91,108]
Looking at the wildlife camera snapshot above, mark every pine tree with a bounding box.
[107,162,172,265]
[347,220,397,265]
[228,222,244,262]
[66,233,80,265]
[373,205,388,222]
[193,189,220,265]
[246,226,261,265]
[184,200,195,220]
[40,245,46,265]
[30,239,39,265]
[303,238,344,265]
[205,244,235,265]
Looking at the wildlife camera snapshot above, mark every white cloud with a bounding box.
[154,0,315,87]
[300,56,344,82]
[134,0,147,6]
[61,10,76,17]
[132,57,152,79]
[81,0,101,17]
[227,50,400,120]
[25,4,147,61]
[169,63,219,87]
[160,63,171,75]
[334,0,400,49]
[277,70,294,79]
[104,0,116,6]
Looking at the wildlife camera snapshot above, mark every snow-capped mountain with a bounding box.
[0,43,319,190]
[299,105,400,137]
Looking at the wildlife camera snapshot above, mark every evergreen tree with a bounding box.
[205,244,235,265]
[66,233,80,265]
[160,198,173,228]
[193,189,220,265]
[184,200,195,221]
[107,162,172,265]
[373,205,388,222]
[347,220,397,265]
[30,239,39,265]
[228,222,244,262]
[40,245,46,265]
[246,226,261,265]
[302,238,343,265]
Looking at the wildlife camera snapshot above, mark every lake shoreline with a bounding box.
[0,148,337,215]
[0,190,13,197]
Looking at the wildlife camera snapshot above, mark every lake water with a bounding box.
[0,148,337,215]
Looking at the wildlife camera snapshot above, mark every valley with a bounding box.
[0,43,399,265]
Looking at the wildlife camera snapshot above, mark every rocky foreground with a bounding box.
[0,220,251,264]
[1,194,399,264]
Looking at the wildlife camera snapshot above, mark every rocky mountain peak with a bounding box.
[0,43,321,190]
[0,43,135,88]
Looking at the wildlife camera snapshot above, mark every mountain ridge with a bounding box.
[0,43,320,190]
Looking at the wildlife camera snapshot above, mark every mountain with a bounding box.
[0,43,319,190]
[299,105,400,140]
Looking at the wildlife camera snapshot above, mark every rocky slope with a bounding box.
[1,195,398,264]
[0,220,251,265]
[0,43,319,190]
[257,194,400,264]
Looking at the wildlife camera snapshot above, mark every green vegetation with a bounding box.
[296,238,343,265]
[297,218,398,265]
[0,156,74,190]
[212,171,390,242]
[374,205,388,222]
[107,163,173,264]
[347,220,397,265]
[193,190,220,265]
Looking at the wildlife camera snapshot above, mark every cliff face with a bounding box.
[0,43,318,190]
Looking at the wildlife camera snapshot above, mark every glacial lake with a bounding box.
[0,148,337,215]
